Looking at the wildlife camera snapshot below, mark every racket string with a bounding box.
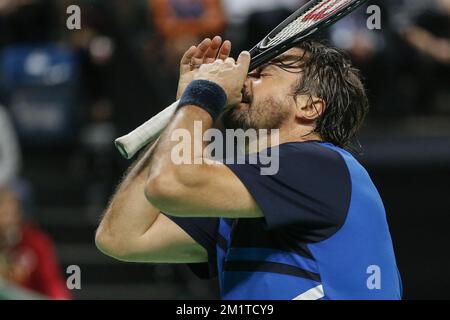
[267,0,352,47]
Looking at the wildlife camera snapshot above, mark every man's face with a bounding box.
[223,48,304,130]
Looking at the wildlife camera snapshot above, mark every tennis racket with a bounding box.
[115,0,368,159]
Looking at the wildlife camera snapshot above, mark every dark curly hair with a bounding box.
[270,41,369,151]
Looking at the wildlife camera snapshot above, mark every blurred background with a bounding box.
[0,0,449,300]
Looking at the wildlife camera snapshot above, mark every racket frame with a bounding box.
[249,0,368,71]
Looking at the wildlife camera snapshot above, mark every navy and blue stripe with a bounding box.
[166,141,402,300]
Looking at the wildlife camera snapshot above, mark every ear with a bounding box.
[295,95,326,122]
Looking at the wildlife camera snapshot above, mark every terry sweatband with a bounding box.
[178,80,227,121]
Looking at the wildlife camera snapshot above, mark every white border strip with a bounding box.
[293,285,325,300]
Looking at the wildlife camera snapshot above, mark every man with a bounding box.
[0,187,71,300]
[96,36,402,300]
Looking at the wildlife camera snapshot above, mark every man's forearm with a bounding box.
[147,80,226,195]
[96,141,161,255]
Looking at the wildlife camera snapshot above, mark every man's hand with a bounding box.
[177,36,232,100]
[194,51,251,106]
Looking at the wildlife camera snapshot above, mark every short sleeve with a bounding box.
[225,142,352,243]
[162,213,219,279]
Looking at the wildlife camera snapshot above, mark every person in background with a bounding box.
[0,105,21,187]
[394,0,450,65]
[391,0,450,114]
[150,0,225,68]
[222,0,303,55]
[328,1,395,115]
[0,0,54,46]
[151,0,225,41]
[0,187,71,300]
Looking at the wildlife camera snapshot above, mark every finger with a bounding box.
[237,51,251,72]
[217,40,232,61]
[193,38,212,59]
[225,57,236,65]
[204,36,222,63]
[180,46,197,66]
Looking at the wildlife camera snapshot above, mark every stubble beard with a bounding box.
[222,96,291,131]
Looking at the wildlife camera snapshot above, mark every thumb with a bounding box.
[237,51,251,72]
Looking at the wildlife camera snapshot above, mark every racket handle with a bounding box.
[114,100,179,159]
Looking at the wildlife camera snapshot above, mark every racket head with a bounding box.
[249,0,368,71]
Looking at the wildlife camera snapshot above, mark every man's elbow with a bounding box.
[145,167,193,215]
[95,227,133,262]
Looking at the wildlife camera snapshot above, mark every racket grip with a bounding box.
[114,100,180,159]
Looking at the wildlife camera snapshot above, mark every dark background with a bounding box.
[0,0,449,299]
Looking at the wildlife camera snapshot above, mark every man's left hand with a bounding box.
[177,36,232,99]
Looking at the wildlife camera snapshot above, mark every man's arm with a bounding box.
[95,142,208,263]
[96,36,233,263]
[403,26,450,64]
[146,53,264,219]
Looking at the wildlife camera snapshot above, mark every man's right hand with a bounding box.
[194,52,251,107]
[177,36,232,100]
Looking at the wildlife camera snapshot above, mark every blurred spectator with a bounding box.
[329,2,386,63]
[0,186,71,300]
[223,0,303,54]
[390,0,450,114]
[0,0,56,46]
[0,104,21,186]
[328,1,396,115]
[394,0,450,64]
[151,0,225,40]
[222,0,301,25]
[150,0,225,68]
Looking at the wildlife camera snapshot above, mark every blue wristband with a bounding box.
[178,80,227,121]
